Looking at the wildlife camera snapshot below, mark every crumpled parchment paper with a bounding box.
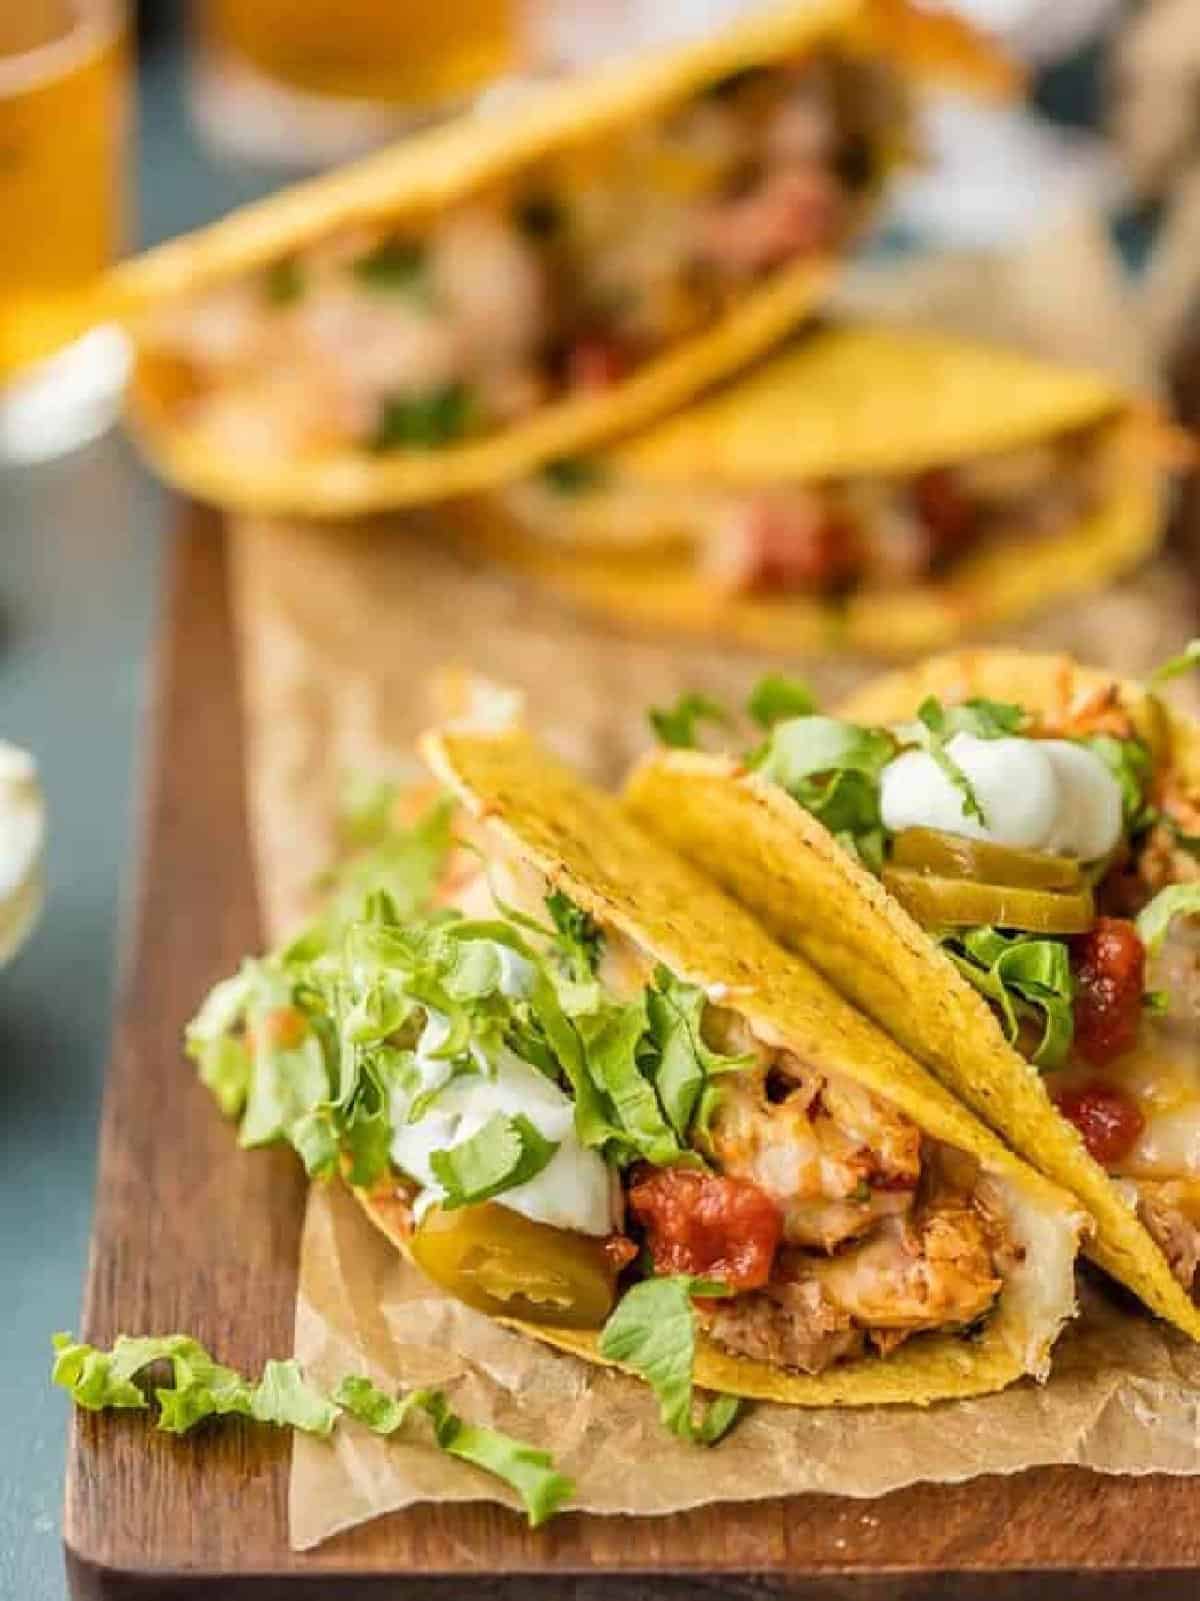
[225,217,1200,1547]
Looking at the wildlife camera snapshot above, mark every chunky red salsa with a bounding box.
[1053,1078,1145,1166]
[627,1165,782,1292]
[1071,917,1147,1068]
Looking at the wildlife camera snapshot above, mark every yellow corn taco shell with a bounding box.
[107,1,1015,518]
[624,649,1200,1339]
[353,724,1084,1407]
[463,325,1168,658]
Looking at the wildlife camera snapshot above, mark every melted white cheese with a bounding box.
[880,734,1122,859]
[0,741,45,966]
[390,1019,614,1237]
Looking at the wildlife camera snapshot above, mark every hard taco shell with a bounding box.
[624,648,1200,1338]
[352,724,1084,1407]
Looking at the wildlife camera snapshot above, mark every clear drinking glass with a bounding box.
[189,0,519,169]
[0,0,131,464]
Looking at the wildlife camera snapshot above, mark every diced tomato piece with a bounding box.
[1053,1079,1145,1167]
[710,495,860,595]
[627,1166,782,1292]
[912,469,977,563]
[566,336,631,392]
[1071,917,1146,1066]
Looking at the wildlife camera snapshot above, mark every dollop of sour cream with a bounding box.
[0,741,45,966]
[880,734,1122,860]
[390,1001,615,1238]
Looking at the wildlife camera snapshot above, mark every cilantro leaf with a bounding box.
[539,456,607,495]
[598,1277,742,1445]
[648,693,729,750]
[545,889,602,979]
[263,256,304,306]
[941,928,1075,1069]
[645,967,750,1138]
[915,698,985,826]
[1149,639,1200,684]
[351,239,427,295]
[1136,883,1200,956]
[939,698,1026,740]
[746,673,817,729]
[430,1111,560,1210]
[371,384,473,452]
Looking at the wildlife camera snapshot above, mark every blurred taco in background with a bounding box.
[187,713,1083,1417]
[465,324,1175,658]
[625,646,1200,1338]
[107,1,1014,517]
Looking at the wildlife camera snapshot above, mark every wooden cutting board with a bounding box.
[64,506,1200,1599]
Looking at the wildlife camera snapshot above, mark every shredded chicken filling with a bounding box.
[689,1010,1012,1374]
[141,53,896,460]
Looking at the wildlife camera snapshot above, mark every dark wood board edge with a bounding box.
[63,505,1200,1598]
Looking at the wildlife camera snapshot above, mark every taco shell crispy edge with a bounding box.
[623,649,1200,1338]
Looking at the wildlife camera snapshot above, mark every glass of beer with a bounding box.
[190,0,519,169]
[0,0,130,463]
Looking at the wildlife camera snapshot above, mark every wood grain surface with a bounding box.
[63,506,1200,1599]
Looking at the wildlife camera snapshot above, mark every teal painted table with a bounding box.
[1,39,280,1601]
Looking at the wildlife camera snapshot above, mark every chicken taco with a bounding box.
[625,647,1200,1338]
[464,324,1172,657]
[187,718,1083,1421]
[108,1,1013,517]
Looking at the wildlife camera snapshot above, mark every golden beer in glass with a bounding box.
[192,0,518,167]
[0,0,129,458]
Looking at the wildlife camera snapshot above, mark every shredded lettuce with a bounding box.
[752,715,894,871]
[190,859,745,1190]
[1082,734,1154,833]
[746,673,817,729]
[51,1333,338,1437]
[935,698,1027,740]
[53,1336,573,1526]
[940,928,1075,1069]
[645,967,751,1139]
[1136,883,1200,956]
[1149,639,1200,684]
[598,1277,742,1446]
[317,793,455,938]
[333,1377,573,1523]
[647,692,729,750]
